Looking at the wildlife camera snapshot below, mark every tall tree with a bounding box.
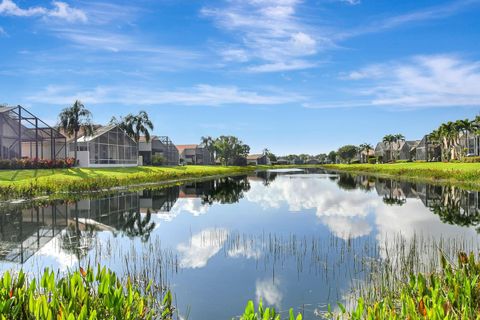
[337,145,358,164]
[214,136,250,166]
[382,134,395,162]
[115,111,154,144]
[201,136,216,163]
[359,143,373,163]
[57,100,94,164]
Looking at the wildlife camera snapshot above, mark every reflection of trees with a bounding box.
[336,174,357,191]
[255,171,278,186]
[428,186,480,232]
[201,176,251,205]
[382,195,406,206]
[119,209,156,242]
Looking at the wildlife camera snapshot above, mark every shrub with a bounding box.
[395,159,411,163]
[151,155,166,166]
[368,157,376,164]
[0,266,173,320]
[0,158,75,170]
[464,156,480,163]
[350,159,361,164]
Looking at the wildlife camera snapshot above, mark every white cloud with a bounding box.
[177,228,228,268]
[27,84,303,107]
[340,0,361,5]
[345,55,480,108]
[0,26,6,36]
[255,278,283,308]
[48,1,87,23]
[0,0,86,22]
[201,0,321,72]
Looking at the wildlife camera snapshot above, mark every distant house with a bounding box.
[306,158,320,165]
[356,149,375,163]
[375,140,420,163]
[415,135,442,161]
[177,144,213,165]
[139,136,179,166]
[67,124,138,167]
[276,158,289,165]
[0,105,67,161]
[246,154,271,166]
[291,158,304,165]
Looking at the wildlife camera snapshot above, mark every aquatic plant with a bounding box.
[327,252,480,319]
[237,300,302,320]
[0,266,173,319]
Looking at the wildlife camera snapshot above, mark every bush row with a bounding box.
[0,158,76,170]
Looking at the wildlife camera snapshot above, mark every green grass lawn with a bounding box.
[0,165,255,185]
[0,165,265,199]
[324,162,480,188]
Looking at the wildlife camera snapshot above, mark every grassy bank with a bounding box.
[0,165,268,200]
[323,162,480,189]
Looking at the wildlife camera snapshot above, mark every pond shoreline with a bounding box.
[322,163,480,191]
[0,165,317,201]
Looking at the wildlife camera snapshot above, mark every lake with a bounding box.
[1,168,479,319]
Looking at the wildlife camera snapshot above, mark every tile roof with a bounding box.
[176,144,199,152]
[247,154,264,160]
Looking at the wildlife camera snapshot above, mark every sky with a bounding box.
[1,0,480,155]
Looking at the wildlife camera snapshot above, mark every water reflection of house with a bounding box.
[0,203,69,263]
[69,192,140,230]
[139,187,179,214]
[179,181,214,198]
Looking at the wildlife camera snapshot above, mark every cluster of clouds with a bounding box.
[341,55,480,108]
[201,0,322,73]
[27,84,303,107]
[0,0,87,22]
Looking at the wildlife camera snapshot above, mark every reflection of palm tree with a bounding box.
[60,224,96,260]
[428,186,480,232]
[120,210,156,242]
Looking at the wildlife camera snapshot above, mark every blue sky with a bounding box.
[1,0,480,154]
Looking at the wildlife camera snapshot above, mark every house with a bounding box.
[356,149,375,163]
[306,158,320,165]
[0,105,67,161]
[138,135,179,166]
[276,158,290,165]
[177,144,213,165]
[375,140,420,163]
[67,124,138,167]
[246,154,271,165]
[291,158,304,165]
[415,135,442,161]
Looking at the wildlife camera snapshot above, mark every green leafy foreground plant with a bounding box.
[238,300,302,320]
[326,252,480,319]
[0,266,173,320]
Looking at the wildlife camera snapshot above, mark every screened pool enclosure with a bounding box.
[0,106,67,161]
[69,125,138,167]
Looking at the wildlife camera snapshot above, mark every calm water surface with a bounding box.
[1,169,480,319]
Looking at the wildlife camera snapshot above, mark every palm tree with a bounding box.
[117,111,154,144]
[359,143,373,163]
[58,100,94,165]
[201,136,215,163]
[393,134,405,161]
[382,134,395,162]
